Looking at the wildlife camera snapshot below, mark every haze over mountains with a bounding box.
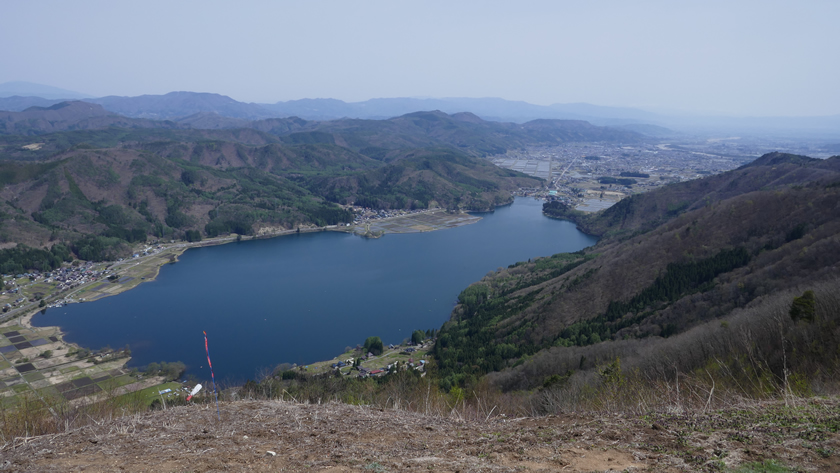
[0,81,94,100]
[2,82,839,139]
[0,96,646,255]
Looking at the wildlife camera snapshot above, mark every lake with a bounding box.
[32,198,597,382]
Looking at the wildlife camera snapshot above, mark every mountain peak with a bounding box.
[20,100,110,116]
[450,111,484,123]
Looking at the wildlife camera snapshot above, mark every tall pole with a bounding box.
[204,331,221,421]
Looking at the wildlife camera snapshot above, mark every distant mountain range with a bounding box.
[0,81,93,100]
[1,81,839,138]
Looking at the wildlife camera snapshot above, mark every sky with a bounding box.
[1,0,838,117]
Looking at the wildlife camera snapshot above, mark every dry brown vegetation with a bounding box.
[4,137,840,471]
[493,281,840,412]
[0,386,150,443]
[432,153,840,393]
[527,179,840,344]
[2,391,840,471]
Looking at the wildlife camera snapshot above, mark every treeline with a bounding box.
[433,247,751,390]
[69,235,128,262]
[553,246,752,346]
[619,171,649,178]
[598,176,637,186]
[353,193,430,211]
[605,247,750,321]
[205,215,255,238]
[0,244,72,274]
[433,254,592,390]
[490,281,840,415]
[142,361,187,381]
[542,200,582,221]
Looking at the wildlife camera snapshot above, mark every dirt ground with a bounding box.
[3,398,839,472]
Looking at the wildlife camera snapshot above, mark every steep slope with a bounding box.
[0,147,356,252]
[545,152,839,237]
[435,153,840,389]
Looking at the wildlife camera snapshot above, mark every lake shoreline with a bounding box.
[27,198,593,381]
[13,209,483,368]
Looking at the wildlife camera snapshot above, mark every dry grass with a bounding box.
[4,396,840,472]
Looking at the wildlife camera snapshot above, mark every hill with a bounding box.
[0,109,559,250]
[0,96,68,112]
[87,92,275,120]
[4,88,839,138]
[260,96,663,124]
[433,153,840,398]
[0,101,170,135]
[0,108,640,254]
[285,111,642,159]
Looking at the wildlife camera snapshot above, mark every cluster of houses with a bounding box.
[47,263,109,292]
[2,297,26,311]
[356,359,426,378]
[130,245,165,259]
[1,273,37,310]
[329,348,428,378]
[351,207,437,225]
[1,262,112,313]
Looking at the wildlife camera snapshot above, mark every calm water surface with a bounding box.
[33,198,596,381]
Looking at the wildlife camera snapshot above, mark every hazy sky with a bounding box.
[2,0,838,116]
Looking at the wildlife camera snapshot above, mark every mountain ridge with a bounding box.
[434,152,840,393]
[2,87,839,137]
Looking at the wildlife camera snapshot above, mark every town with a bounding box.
[490,137,799,212]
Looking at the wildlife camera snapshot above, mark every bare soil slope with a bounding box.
[4,398,840,472]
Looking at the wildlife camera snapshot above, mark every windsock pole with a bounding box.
[204,331,221,421]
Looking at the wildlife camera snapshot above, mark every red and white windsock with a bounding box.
[186,383,202,401]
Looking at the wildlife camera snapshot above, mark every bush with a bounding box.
[363,336,384,356]
[184,230,202,242]
[790,290,816,322]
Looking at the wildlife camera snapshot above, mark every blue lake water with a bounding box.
[32,198,596,382]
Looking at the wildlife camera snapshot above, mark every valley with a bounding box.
[1,93,839,472]
[4,2,840,469]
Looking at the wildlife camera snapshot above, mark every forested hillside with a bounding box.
[434,153,840,401]
[0,105,645,259]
